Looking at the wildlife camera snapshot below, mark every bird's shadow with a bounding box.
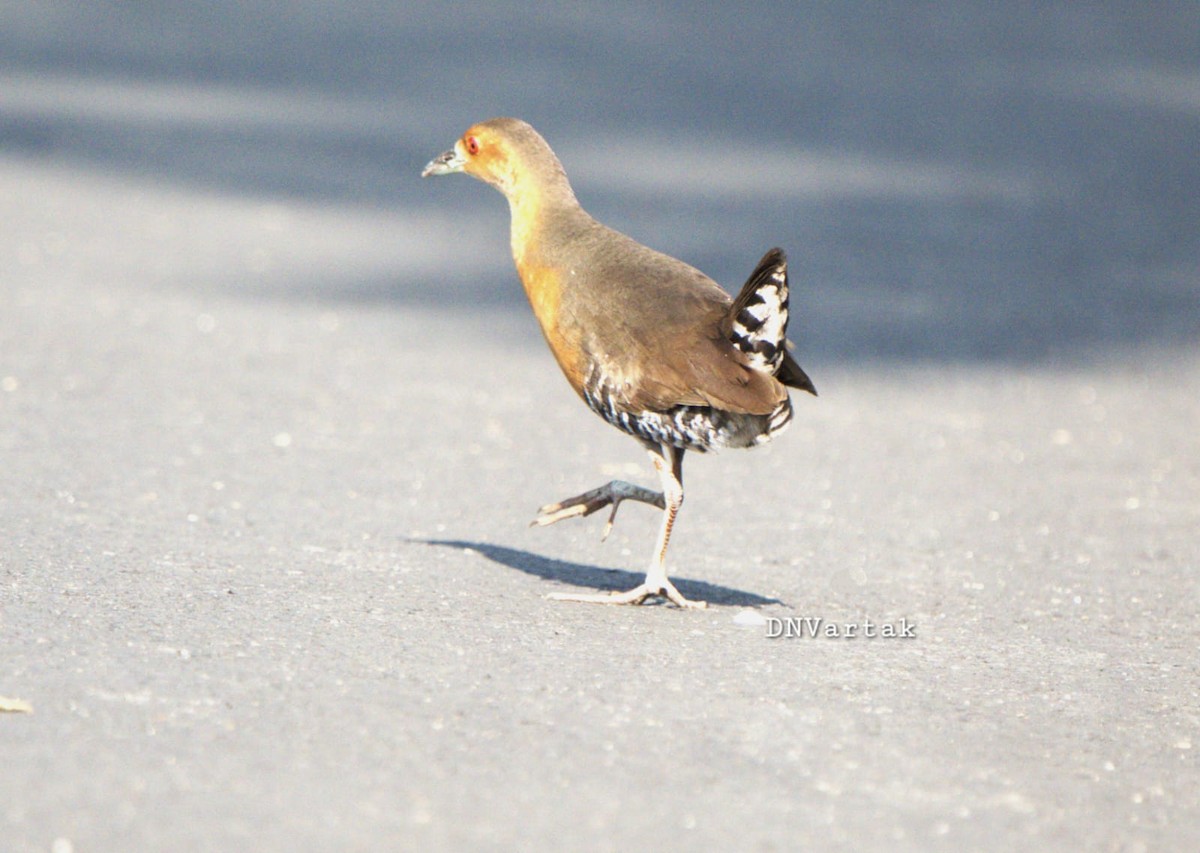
[412,538,783,608]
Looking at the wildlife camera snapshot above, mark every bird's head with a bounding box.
[421,118,572,202]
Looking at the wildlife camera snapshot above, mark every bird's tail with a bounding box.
[727,248,817,396]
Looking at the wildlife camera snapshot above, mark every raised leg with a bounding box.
[545,442,706,609]
[532,479,665,541]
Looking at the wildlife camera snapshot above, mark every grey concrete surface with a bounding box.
[2,4,1198,851]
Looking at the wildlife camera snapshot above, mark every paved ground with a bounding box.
[3,4,1199,851]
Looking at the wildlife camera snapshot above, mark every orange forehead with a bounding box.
[462,123,500,149]
[459,125,508,174]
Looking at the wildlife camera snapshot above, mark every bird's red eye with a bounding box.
[465,135,480,155]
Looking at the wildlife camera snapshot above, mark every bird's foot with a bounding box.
[547,577,707,610]
[532,480,665,541]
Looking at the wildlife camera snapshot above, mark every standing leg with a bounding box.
[546,442,706,609]
[640,443,702,607]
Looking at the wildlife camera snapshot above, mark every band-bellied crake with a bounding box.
[422,118,816,608]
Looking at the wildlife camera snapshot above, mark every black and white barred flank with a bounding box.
[582,367,793,453]
[729,249,789,374]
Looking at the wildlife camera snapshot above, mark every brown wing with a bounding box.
[628,321,788,416]
[558,241,784,415]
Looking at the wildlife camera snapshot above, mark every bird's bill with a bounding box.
[421,145,466,177]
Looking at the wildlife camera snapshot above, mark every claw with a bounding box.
[600,501,621,541]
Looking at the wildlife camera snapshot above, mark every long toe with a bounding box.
[658,579,707,610]
[547,587,654,606]
[547,582,706,609]
[533,499,595,526]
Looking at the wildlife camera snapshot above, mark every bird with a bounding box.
[422,118,816,608]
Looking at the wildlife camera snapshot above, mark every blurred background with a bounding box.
[2,2,1197,361]
[3,8,1198,849]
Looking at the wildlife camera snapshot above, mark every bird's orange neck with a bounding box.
[504,165,577,259]
[504,180,589,395]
